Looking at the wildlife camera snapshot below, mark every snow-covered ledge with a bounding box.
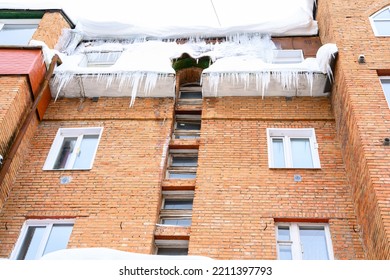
[201,44,338,98]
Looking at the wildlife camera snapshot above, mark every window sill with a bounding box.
[269,167,321,170]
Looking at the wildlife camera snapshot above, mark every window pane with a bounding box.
[278,245,293,260]
[374,8,390,19]
[373,21,390,36]
[72,135,99,169]
[168,172,197,179]
[176,121,201,131]
[272,138,285,167]
[381,79,390,106]
[291,138,313,168]
[0,25,38,45]
[299,227,329,260]
[278,226,290,241]
[157,248,188,255]
[17,226,46,260]
[53,137,77,169]
[164,199,193,209]
[43,224,73,256]
[171,156,198,167]
[162,219,192,226]
[180,91,202,99]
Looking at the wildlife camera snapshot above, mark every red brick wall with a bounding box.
[0,96,364,259]
[0,77,35,209]
[317,0,390,259]
[32,12,72,49]
[189,96,363,259]
[0,97,174,257]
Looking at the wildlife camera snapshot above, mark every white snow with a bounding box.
[4,0,338,103]
[39,248,212,260]
[47,33,337,104]
[1,0,318,37]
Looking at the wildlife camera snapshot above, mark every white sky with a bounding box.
[1,0,315,28]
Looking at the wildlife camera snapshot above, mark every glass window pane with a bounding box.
[180,91,202,99]
[157,248,188,255]
[373,21,390,36]
[0,25,38,45]
[278,226,290,241]
[374,8,390,19]
[168,172,197,179]
[43,224,73,256]
[17,226,46,260]
[164,199,193,209]
[299,227,329,260]
[272,138,285,167]
[73,135,99,169]
[162,219,192,226]
[381,79,390,106]
[53,137,77,169]
[171,156,198,167]
[278,245,293,260]
[176,121,201,131]
[291,138,313,168]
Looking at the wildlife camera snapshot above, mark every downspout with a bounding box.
[0,54,61,184]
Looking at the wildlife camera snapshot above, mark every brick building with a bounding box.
[0,1,389,260]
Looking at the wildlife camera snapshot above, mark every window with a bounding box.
[272,50,304,64]
[43,127,103,170]
[166,149,198,179]
[0,19,39,45]
[178,84,202,105]
[80,51,122,67]
[155,240,189,255]
[276,223,334,260]
[267,128,320,168]
[11,220,74,260]
[380,77,390,107]
[173,114,201,139]
[159,191,194,226]
[370,6,390,36]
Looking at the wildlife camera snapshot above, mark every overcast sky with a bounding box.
[1,0,314,28]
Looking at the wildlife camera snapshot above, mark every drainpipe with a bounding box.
[0,54,61,184]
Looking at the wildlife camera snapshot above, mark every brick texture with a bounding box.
[0,95,364,259]
[32,12,71,49]
[189,96,363,259]
[317,0,390,259]
[0,97,174,256]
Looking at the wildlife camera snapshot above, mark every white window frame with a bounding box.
[267,128,321,169]
[10,219,74,260]
[43,127,103,170]
[380,77,390,108]
[275,222,334,260]
[370,6,390,36]
[272,50,304,64]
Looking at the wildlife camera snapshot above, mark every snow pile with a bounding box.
[1,1,318,37]
[39,248,212,260]
[201,43,338,97]
[48,32,337,104]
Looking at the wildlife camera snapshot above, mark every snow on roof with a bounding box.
[39,248,212,260]
[42,32,337,105]
[1,0,318,37]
